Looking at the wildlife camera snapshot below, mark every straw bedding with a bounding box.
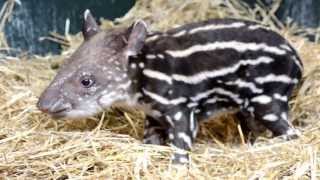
[0,0,319,179]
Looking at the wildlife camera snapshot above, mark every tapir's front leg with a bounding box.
[166,107,198,164]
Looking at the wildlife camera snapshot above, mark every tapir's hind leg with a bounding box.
[236,111,266,143]
[143,116,168,145]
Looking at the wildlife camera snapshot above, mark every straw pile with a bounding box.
[0,0,320,179]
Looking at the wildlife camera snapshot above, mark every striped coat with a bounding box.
[129,19,302,163]
[37,10,303,164]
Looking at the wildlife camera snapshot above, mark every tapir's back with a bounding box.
[140,19,302,103]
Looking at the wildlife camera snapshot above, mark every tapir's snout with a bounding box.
[37,88,72,118]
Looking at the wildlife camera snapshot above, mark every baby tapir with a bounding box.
[38,10,303,164]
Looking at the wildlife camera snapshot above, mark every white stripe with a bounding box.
[255,74,298,84]
[263,114,278,121]
[177,132,192,148]
[280,44,293,52]
[187,102,198,108]
[189,110,195,131]
[146,54,157,59]
[165,116,174,127]
[172,56,274,84]
[281,112,288,121]
[251,95,272,104]
[191,87,243,104]
[248,24,270,30]
[142,88,187,105]
[145,35,160,42]
[273,93,288,102]
[292,56,303,71]
[172,30,187,37]
[143,69,173,84]
[205,97,229,104]
[165,41,286,58]
[225,79,263,93]
[189,22,245,34]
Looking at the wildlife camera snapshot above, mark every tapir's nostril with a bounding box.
[37,94,70,115]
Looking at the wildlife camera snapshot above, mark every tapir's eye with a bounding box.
[80,75,95,88]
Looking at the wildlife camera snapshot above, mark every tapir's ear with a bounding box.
[125,20,148,57]
[82,9,101,40]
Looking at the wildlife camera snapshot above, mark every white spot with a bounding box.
[165,41,286,58]
[157,54,165,59]
[146,54,157,59]
[169,133,174,140]
[285,128,301,137]
[251,95,272,104]
[145,120,150,127]
[174,112,183,121]
[255,74,298,84]
[177,132,192,148]
[143,69,172,84]
[189,22,245,34]
[178,156,189,163]
[142,88,187,105]
[99,91,125,108]
[273,93,288,102]
[247,107,255,116]
[130,63,137,69]
[263,114,278,121]
[139,62,145,68]
[115,77,122,82]
[168,90,173,95]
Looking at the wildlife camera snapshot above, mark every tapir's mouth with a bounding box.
[49,108,70,118]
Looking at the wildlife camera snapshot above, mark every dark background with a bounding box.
[1,0,320,55]
[1,0,134,55]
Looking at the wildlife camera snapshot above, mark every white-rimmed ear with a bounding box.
[82,9,101,40]
[125,20,148,57]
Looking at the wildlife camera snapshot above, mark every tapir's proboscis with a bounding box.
[38,10,303,164]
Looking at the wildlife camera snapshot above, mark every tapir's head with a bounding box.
[37,10,147,118]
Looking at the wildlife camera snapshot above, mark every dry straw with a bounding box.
[0,0,320,179]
